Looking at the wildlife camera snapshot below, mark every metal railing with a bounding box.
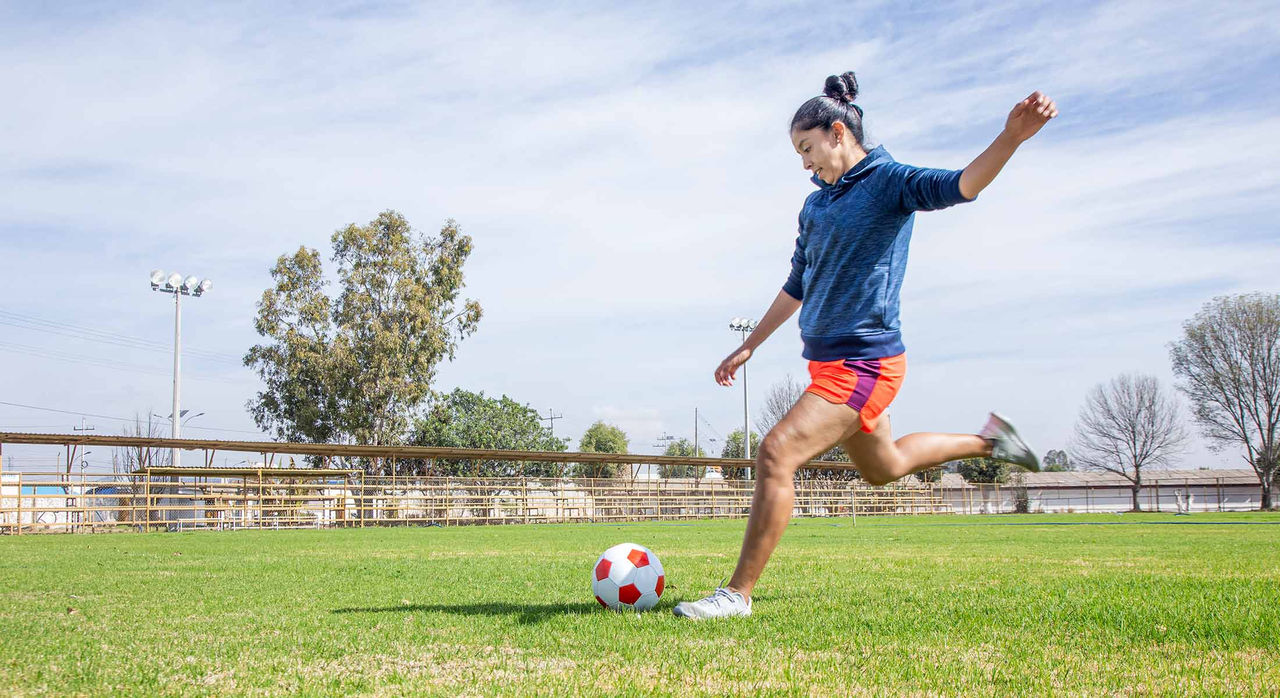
[0,469,946,533]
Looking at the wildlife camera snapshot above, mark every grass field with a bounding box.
[2,513,1278,696]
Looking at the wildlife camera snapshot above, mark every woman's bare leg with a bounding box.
[726,393,861,598]
[841,414,992,486]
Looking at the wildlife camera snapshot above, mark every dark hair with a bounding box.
[790,71,864,146]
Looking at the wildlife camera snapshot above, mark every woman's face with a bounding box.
[790,122,852,185]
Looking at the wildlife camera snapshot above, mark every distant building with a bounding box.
[940,469,1261,513]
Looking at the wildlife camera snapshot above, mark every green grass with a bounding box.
[2,513,1279,696]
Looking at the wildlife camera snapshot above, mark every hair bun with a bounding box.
[822,71,859,104]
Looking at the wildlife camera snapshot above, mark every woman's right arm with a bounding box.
[714,289,802,387]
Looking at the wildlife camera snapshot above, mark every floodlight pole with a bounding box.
[739,328,750,464]
[150,270,213,471]
[729,318,758,478]
[172,289,182,467]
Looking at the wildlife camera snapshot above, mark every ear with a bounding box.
[829,121,847,145]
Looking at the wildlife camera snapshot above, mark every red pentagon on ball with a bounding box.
[595,595,607,608]
[626,548,649,567]
[617,583,642,605]
[595,558,611,581]
[656,575,665,596]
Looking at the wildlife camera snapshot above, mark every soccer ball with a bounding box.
[592,542,665,611]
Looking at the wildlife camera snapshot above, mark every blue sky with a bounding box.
[1,0,1278,471]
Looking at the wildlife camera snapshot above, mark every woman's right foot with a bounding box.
[672,585,752,620]
[980,412,1041,471]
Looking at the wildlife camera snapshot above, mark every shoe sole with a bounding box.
[672,605,751,620]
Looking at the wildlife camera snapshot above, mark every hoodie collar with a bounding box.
[812,145,893,191]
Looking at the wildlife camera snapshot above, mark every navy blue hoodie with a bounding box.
[782,146,973,361]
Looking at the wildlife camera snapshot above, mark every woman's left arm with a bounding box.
[958,91,1058,200]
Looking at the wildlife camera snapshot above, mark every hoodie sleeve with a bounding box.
[893,163,975,212]
[782,213,806,301]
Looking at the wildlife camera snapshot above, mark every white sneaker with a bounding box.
[672,585,752,620]
[980,412,1041,472]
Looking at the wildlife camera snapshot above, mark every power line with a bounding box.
[0,308,242,364]
[0,340,235,381]
[0,399,266,436]
[697,413,724,440]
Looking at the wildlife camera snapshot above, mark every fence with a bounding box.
[2,433,1262,534]
[0,469,948,533]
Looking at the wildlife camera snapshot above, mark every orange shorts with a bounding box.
[804,353,906,433]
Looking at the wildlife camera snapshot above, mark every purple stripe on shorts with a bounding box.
[842,358,882,412]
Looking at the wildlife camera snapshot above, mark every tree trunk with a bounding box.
[1262,477,1272,511]
[1131,485,1141,512]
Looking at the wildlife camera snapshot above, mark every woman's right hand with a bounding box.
[715,346,753,386]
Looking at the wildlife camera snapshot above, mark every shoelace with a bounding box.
[700,578,740,610]
[710,588,738,609]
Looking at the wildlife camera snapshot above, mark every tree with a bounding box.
[111,412,172,473]
[573,421,628,478]
[659,438,707,479]
[1070,373,1188,512]
[953,457,1009,484]
[408,389,567,477]
[244,211,482,465]
[1170,293,1280,509]
[719,429,761,480]
[1043,449,1073,472]
[916,467,942,484]
[111,413,173,526]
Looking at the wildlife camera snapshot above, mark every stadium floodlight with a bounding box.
[727,317,759,470]
[148,269,214,468]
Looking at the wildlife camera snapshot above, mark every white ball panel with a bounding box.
[593,578,620,608]
[634,591,660,611]
[631,565,658,595]
[606,560,635,586]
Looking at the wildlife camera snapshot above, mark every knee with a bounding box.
[755,431,798,481]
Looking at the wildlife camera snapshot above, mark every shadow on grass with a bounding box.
[332,601,607,624]
[332,593,787,624]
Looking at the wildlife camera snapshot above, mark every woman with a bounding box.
[674,72,1057,620]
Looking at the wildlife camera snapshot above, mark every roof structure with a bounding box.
[132,467,359,478]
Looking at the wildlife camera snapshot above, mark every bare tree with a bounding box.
[111,413,172,473]
[1169,293,1280,509]
[756,374,806,436]
[1070,374,1188,511]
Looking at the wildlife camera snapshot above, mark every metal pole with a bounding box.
[172,290,182,468]
[743,361,750,461]
[694,408,698,458]
[742,326,747,473]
